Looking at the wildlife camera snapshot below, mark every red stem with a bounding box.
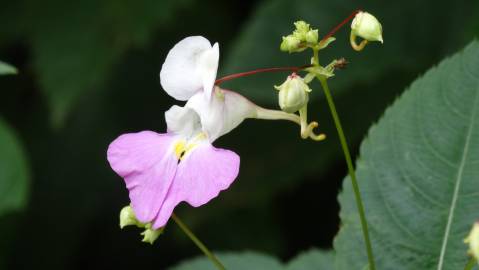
[215,65,310,85]
[321,9,361,42]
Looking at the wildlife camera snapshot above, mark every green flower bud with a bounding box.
[119,205,165,244]
[305,29,318,44]
[294,21,310,35]
[141,224,164,245]
[275,73,311,113]
[280,35,304,53]
[351,11,383,43]
[119,205,140,229]
[465,222,479,261]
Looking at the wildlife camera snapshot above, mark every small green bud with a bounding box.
[119,205,140,229]
[280,35,304,53]
[275,73,311,113]
[141,224,164,245]
[305,29,318,44]
[119,205,165,244]
[294,21,310,35]
[351,11,383,43]
[465,222,479,261]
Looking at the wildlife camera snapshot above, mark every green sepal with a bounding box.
[317,37,336,50]
[141,224,165,245]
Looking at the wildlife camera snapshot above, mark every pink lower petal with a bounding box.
[107,131,178,223]
[152,142,239,228]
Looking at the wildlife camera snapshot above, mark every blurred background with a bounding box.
[0,0,478,269]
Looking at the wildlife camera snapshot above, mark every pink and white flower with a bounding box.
[108,36,265,229]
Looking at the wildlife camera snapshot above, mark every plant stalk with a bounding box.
[171,213,226,270]
[316,68,376,269]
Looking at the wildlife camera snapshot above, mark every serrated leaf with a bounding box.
[168,251,283,270]
[221,0,479,104]
[334,41,479,270]
[286,249,334,270]
[0,118,29,216]
[0,61,17,75]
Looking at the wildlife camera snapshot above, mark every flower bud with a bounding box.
[141,224,164,245]
[465,222,479,261]
[294,21,310,35]
[280,35,303,53]
[305,29,318,44]
[351,11,383,43]
[275,73,311,113]
[119,205,140,228]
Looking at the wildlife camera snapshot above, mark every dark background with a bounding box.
[0,0,478,269]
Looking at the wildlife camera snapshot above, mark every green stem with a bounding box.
[317,76,376,270]
[465,258,476,270]
[313,48,319,66]
[171,213,226,270]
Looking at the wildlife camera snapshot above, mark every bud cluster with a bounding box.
[120,205,164,244]
[280,21,319,53]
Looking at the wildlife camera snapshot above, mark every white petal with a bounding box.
[199,42,219,100]
[186,87,257,142]
[160,36,219,101]
[165,105,201,138]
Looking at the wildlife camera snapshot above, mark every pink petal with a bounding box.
[152,143,240,228]
[107,131,178,223]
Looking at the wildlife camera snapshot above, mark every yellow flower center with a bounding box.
[173,133,207,160]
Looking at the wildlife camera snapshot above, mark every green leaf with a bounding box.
[169,249,334,270]
[169,251,283,270]
[286,249,334,270]
[0,118,29,216]
[0,60,17,75]
[334,40,479,270]
[222,0,479,104]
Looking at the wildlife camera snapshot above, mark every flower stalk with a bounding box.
[215,65,310,85]
[171,213,226,270]
[316,71,376,269]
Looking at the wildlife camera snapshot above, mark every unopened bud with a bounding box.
[119,205,165,244]
[280,35,304,53]
[119,205,140,228]
[294,21,310,36]
[465,222,479,261]
[141,224,164,245]
[351,11,383,43]
[305,29,319,44]
[275,73,311,113]
[293,21,318,45]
